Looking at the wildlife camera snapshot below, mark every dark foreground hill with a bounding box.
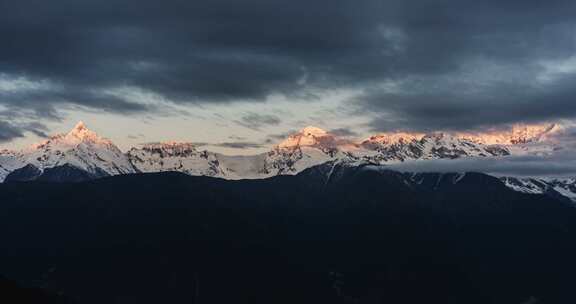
[1,162,575,304]
[0,277,73,304]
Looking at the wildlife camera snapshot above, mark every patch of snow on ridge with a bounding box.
[362,132,423,146]
[0,150,25,182]
[453,172,466,184]
[127,142,225,177]
[500,176,576,202]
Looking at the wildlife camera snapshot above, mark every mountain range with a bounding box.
[1,127,574,303]
[1,161,576,303]
[1,121,574,201]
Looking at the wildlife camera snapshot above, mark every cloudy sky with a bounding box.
[1,0,576,153]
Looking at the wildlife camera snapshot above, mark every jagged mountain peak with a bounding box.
[29,121,112,151]
[509,123,561,144]
[420,132,479,147]
[422,132,458,141]
[300,126,328,137]
[73,121,87,131]
[127,141,224,178]
[278,126,335,149]
[363,132,423,146]
[264,126,354,176]
[358,130,510,162]
[138,142,198,152]
[129,142,206,161]
[65,121,109,143]
[363,131,484,149]
[12,121,137,177]
[458,123,563,145]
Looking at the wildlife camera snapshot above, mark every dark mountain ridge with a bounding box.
[0,163,575,303]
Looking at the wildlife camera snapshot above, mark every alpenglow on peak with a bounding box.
[299,126,328,137]
[63,121,106,143]
[278,126,332,149]
[74,121,87,131]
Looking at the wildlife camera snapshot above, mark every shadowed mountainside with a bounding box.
[1,163,575,303]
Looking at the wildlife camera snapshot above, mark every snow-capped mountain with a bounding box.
[456,123,564,156]
[417,133,511,159]
[125,127,356,179]
[304,160,576,204]
[260,127,356,176]
[1,122,136,182]
[0,122,565,183]
[500,176,576,202]
[127,142,226,177]
[298,160,511,196]
[0,150,25,182]
[358,132,510,162]
[244,127,508,177]
[460,123,562,145]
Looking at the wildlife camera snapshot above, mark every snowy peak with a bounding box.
[15,122,136,177]
[358,130,510,162]
[362,132,423,146]
[67,121,95,140]
[137,142,199,157]
[420,132,470,148]
[278,126,335,149]
[73,121,87,132]
[64,121,113,145]
[509,124,560,144]
[300,126,328,137]
[264,127,354,176]
[31,121,113,151]
[127,142,225,177]
[421,132,489,145]
[422,132,451,140]
[361,123,562,151]
[418,132,510,159]
[458,123,562,145]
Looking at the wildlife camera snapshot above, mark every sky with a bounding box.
[1,0,576,154]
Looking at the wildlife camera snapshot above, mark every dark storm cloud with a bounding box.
[0,121,24,142]
[0,121,48,142]
[234,113,281,131]
[0,106,51,141]
[361,73,576,132]
[1,0,576,134]
[20,122,49,138]
[0,86,151,117]
[0,0,363,108]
